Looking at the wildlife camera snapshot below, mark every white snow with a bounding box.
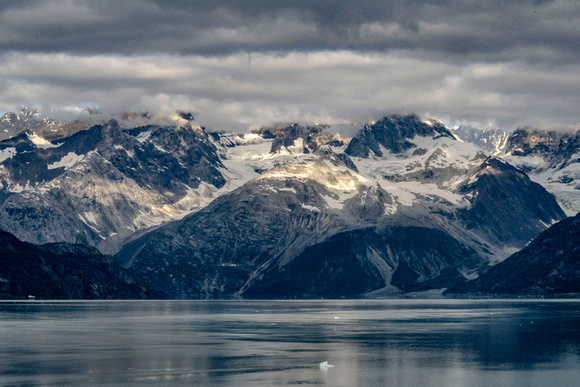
[47,152,85,170]
[322,189,359,210]
[0,147,17,163]
[502,151,580,215]
[301,203,320,212]
[82,211,99,224]
[77,213,101,234]
[503,154,546,169]
[7,182,29,193]
[135,130,152,143]
[27,133,60,148]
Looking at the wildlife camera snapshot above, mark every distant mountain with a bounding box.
[0,107,60,141]
[0,229,153,299]
[345,114,454,157]
[116,114,565,298]
[452,125,511,155]
[0,107,111,142]
[445,213,580,297]
[502,128,580,215]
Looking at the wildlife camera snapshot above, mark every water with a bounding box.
[1,300,580,386]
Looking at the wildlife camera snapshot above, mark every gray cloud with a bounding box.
[1,0,578,63]
[0,1,578,131]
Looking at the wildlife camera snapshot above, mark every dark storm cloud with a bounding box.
[0,0,578,63]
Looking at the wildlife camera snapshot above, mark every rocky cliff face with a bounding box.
[457,157,565,248]
[445,213,580,296]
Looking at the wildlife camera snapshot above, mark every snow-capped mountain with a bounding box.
[0,116,227,254]
[502,128,580,215]
[452,125,511,155]
[115,114,565,298]
[0,107,61,141]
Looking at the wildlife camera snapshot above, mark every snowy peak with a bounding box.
[502,127,580,215]
[345,114,455,158]
[313,145,358,172]
[343,183,396,221]
[0,107,60,141]
[254,123,344,154]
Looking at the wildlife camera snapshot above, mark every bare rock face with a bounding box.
[457,157,565,248]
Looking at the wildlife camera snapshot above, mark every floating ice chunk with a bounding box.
[319,361,335,369]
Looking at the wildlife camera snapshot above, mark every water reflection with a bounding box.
[0,300,579,386]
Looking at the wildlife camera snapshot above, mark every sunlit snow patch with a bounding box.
[47,152,85,170]
[0,147,17,163]
[27,133,60,148]
[132,184,217,229]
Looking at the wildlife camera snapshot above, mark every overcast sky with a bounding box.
[0,0,579,131]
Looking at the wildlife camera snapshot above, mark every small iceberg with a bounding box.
[319,361,335,369]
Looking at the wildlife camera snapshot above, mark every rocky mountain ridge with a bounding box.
[115,114,565,298]
[452,125,511,155]
[0,117,226,254]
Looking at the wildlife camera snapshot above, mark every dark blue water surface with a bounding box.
[1,299,580,386]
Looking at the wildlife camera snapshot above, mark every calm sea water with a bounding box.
[1,299,580,386]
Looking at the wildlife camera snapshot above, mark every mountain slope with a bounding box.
[0,230,152,299]
[457,157,565,248]
[445,213,580,296]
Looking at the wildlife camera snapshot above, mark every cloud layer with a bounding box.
[0,0,579,131]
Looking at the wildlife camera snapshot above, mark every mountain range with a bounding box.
[0,108,576,298]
